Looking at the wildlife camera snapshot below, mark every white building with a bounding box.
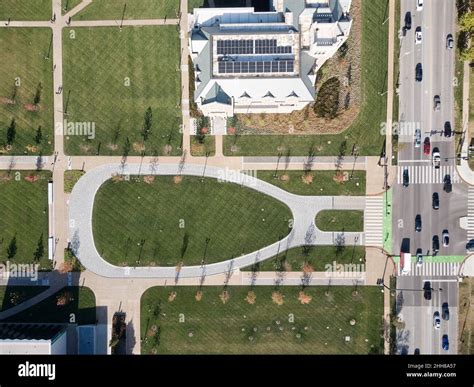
[189,0,352,117]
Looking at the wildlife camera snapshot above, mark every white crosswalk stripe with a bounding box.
[397,165,460,185]
[364,196,383,246]
[397,262,460,276]
[467,187,474,241]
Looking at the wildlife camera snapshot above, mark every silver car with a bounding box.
[414,128,421,147]
[433,312,441,329]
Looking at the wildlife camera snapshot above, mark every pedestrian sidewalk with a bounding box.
[456,60,472,185]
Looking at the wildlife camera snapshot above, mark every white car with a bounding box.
[432,149,441,169]
[433,312,441,329]
[417,0,423,11]
[415,27,422,44]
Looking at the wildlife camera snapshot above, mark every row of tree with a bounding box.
[3,234,44,261]
[4,119,43,146]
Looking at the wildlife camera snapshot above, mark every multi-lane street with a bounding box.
[393,0,463,355]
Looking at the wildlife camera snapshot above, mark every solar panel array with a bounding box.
[216,39,292,55]
[217,60,294,74]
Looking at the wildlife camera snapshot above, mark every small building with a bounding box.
[189,0,352,117]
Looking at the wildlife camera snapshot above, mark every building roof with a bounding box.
[0,323,66,341]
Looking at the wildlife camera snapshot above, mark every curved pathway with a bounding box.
[69,163,366,278]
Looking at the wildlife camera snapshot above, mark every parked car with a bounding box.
[415,63,422,82]
[446,34,454,49]
[433,95,441,111]
[467,239,474,252]
[432,192,439,209]
[432,148,441,168]
[417,0,424,11]
[442,303,450,321]
[414,348,420,355]
[444,175,452,193]
[414,128,421,147]
[433,311,441,329]
[423,281,432,300]
[423,137,431,155]
[432,235,440,255]
[442,335,449,351]
[444,121,452,137]
[416,249,423,266]
[403,167,409,187]
[405,12,412,30]
[415,26,422,44]
[415,215,422,232]
[442,230,449,247]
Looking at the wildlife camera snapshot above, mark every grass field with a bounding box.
[0,286,48,312]
[2,286,96,325]
[459,278,473,354]
[71,0,179,20]
[61,0,82,14]
[222,0,388,156]
[141,286,383,354]
[243,246,366,272]
[316,210,364,232]
[0,171,51,268]
[93,175,292,266]
[0,28,54,155]
[257,170,366,196]
[0,0,51,21]
[62,26,182,156]
[64,170,85,193]
[190,135,215,156]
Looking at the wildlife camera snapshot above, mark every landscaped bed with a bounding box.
[92,175,292,266]
[0,286,49,312]
[141,286,384,354]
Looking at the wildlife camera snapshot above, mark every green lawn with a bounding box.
[0,28,54,155]
[257,170,366,196]
[2,286,96,325]
[243,246,366,272]
[64,170,85,193]
[62,26,182,156]
[190,135,215,156]
[316,210,364,232]
[0,0,52,21]
[0,171,51,268]
[61,0,82,14]
[223,0,388,156]
[0,286,48,312]
[72,0,180,20]
[141,286,384,354]
[93,176,292,266]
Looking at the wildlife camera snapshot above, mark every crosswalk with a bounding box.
[364,196,383,246]
[468,187,474,241]
[397,262,460,277]
[397,165,460,185]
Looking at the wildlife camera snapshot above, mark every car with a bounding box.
[432,235,440,255]
[446,34,454,49]
[433,95,441,111]
[415,26,422,44]
[442,230,449,247]
[432,192,439,209]
[444,121,452,137]
[432,148,441,168]
[416,249,423,266]
[403,167,409,187]
[467,239,474,252]
[444,175,452,193]
[417,0,423,11]
[414,348,420,355]
[423,137,431,155]
[442,335,449,351]
[415,215,422,232]
[415,63,422,81]
[414,128,421,147]
[433,311,441,329]
[423,281,432,300]
[442,303,450,321]
[405,12,412,30]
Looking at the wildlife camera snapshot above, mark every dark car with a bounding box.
[442,303,450,321]
[424,137,431,155]
[415,215,422,232]
[415,63,423,82]
[467,239,474,252]
[432,235,440,255]
[442,230,449,247]
[432,192,439,209]
[442,335,449,351]
[403,167,409,187]
[444,175,452,193]
[423,281,432,300]
[405,12,412,30]
[444,121,452,137]
[414,348,420,355]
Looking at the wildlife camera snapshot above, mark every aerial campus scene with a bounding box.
[0,0,472,383]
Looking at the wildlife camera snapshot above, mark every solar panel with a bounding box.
[278,61,286,72]
[218,62,225,73]
[248,62,256,72]
[264,62,271,72]
[286,60,294,72]
[271,61,279,72]
[256,62,263,72]
[225,62,233,73]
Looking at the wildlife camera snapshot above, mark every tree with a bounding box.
[7,236,17,259]
[459,12,474,33]
[33,82,43,107]
[6,118,16,145]
[34,234,44,261]
[142,107,152,141]
[35,126,43,144]
[123,137,131,157]
[314,77,341,118]
[461,46,474,61]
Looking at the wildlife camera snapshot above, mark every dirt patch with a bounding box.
[298,291,312,305]
[173,175,183,184]
[25,144,38,153]
[168,291,177,302]
[195,290,203,301]
[280,174,290,182]
[0,173,12,182]
[106,143,119,151]
[302,262,314,273]
[133,142,145,153]
[79,144,92,153]
[0,97,15,105]
[164,144,173,155]
[143,175,155,184]
[24,174,39,183]
[245,291,257,305]
[147,324,158,337]
[301,174,313,185]
[23,103,40,112]
[111,173,124,182]
[271,291,284,305]
[219,290,230,304]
